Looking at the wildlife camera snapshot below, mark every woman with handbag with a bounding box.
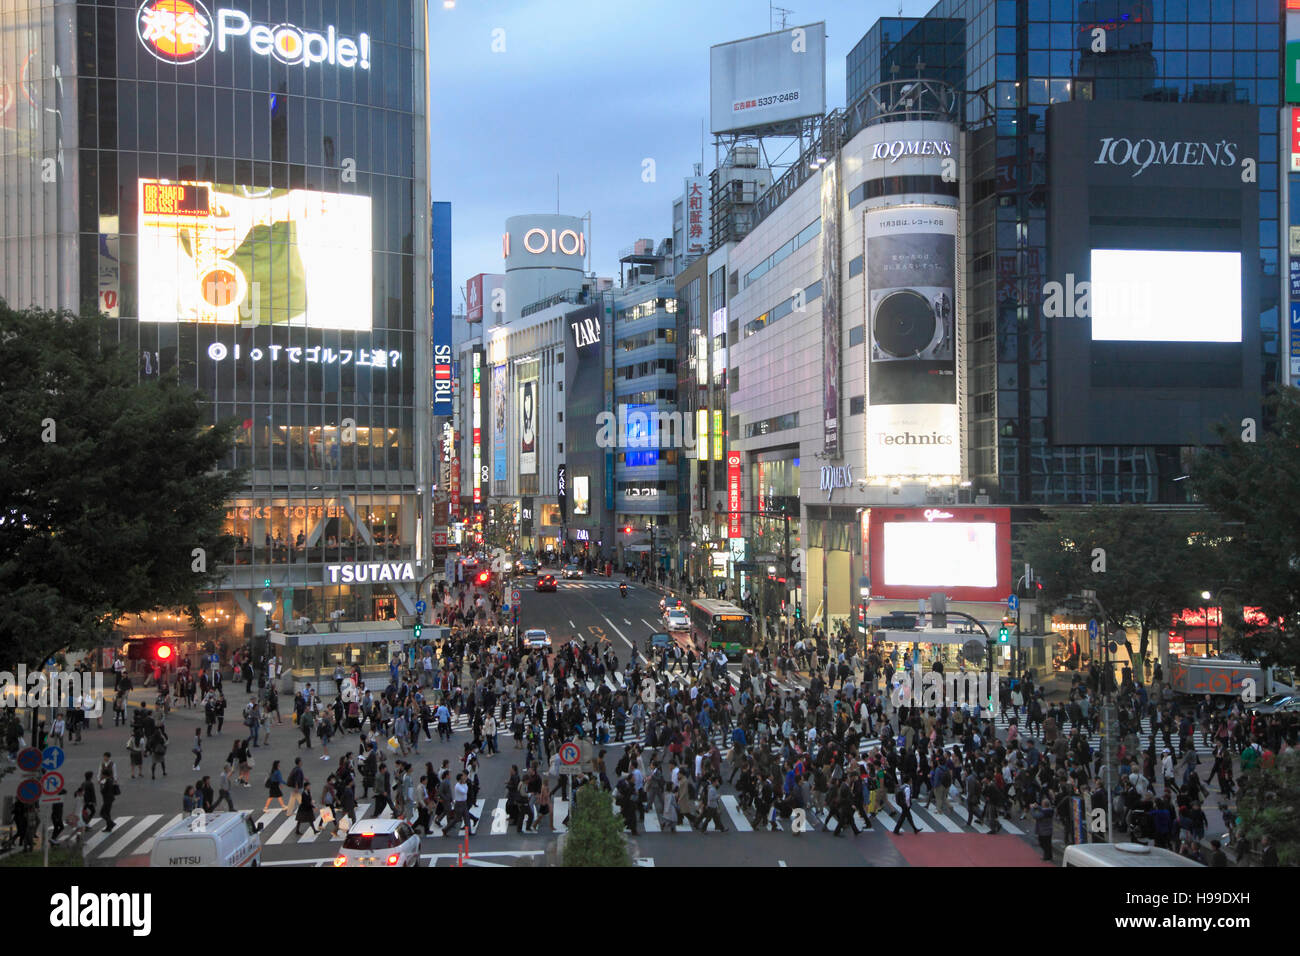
[262,759,287,812]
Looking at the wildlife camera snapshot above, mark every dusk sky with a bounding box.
[428,0,930,309]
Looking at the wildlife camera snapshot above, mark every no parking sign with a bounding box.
[558,740,582,775]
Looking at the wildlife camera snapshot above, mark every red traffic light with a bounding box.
[623,526,634,534]
[126,638,178,662]
[477,571,490,585]
[155,642,174,662]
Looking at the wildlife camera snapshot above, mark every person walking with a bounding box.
[285,757,306,817]
[98,753,119,833]
[262,759,287,812]
[191,728,203,771]
[216,763,236,811]
[892,779,921,834]
[294,782,319,836]
[149,724,168,779]
[1032,796,1055,861]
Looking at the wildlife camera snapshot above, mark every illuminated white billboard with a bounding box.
[137,179,372,328]
[572,476,590,516]
[1089,249,1241,343]
[882,521,998,589]
[709,23,826,135]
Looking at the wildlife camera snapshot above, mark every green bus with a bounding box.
[688,599,754,658]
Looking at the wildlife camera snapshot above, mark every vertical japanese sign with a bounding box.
[472,350,483,504]
[820,159,841,458]
[727,452,743,538]
[684,176,711,262]
[432,202,453,414]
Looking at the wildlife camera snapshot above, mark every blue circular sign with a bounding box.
[415,600,427,614]
[42,746,65,771]
[1088,618,1098,640]
[16,779,40,804]
[16,747,41,773]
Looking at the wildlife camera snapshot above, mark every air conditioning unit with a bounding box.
[733,146,759,167]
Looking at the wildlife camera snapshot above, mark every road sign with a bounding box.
[1088,618,1098,641]
[39,771,63,798]
[1108,640,1118,654]
[41,746,64,771]
[16,779,39,804]
[1007,594,1018,611]
[415,600,427,614]
[511,589,521,605]
[557,740,582,774]
[16,747,41,774]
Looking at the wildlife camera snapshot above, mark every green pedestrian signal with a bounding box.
[413,622,422,640]
[998,624,1010,644]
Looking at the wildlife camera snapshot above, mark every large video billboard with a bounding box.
[709,23,826,135]
[492,364,507,482]
[1046,100,1259,445]
[867,507,1011,602]
[519,378,537,476]
[137,179,372,328]
[865,206,960,477]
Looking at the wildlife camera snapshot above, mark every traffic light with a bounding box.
[413,621,422,640]
[476,570,490,585]
[126,638,178,662]
[794,605,802,622]
[998,618,1011,644]
[623,526,634,534]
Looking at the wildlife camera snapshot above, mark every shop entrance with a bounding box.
[373,594,398,621]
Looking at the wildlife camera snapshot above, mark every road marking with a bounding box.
[600,615,635,649]
[641,618,658,630]
[551,799,568,834]
[624,619,632,625]
[101,814,162,857]
[721,795,753,832]
[266,814,300,845]
[569,620,576,629]
[778,860,787,867]
[641,810,661,833]
[82,819,123,854]
[923,806,965,832]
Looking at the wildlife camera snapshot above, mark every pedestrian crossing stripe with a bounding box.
[75,791,1071,859]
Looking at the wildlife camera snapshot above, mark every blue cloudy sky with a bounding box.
[428,0,930,307]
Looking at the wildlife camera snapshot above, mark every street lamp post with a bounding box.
[256,580,275,675]
[1200,590,1212,656]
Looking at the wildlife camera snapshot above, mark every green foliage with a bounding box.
[0,845,85,868]
[1191,387,1300,668]
[1235,753,1300,866]
[0,303,245,666]
[1018,506,1227,664]
[562,782,631,867]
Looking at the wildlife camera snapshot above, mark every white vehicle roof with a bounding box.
[347,819,405,835]
[525,629,549,637]
[157,811,251,840]
[1062,843,1205,867]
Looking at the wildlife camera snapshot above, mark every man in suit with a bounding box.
[892,779,921,834]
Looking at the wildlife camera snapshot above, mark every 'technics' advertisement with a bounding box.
[137,179,372,328]
[865,206,960,478]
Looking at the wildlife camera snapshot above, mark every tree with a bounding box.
[1018,506,1227,668]
[0,304,245,666]
[1235,751,1300,866]
[561,781,631,867]
[1191,388,1300,668]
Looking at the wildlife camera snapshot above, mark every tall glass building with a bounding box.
[1,1,432,647]
[847,0,1280,504]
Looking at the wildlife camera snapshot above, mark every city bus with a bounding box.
[688,600,754,658]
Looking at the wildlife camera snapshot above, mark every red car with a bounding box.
[535,574,557,592]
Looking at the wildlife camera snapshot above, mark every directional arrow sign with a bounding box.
[415,600,427,615]
[1088,618,1098,641]
[1007,594,1018,611]
[42,746,65,772]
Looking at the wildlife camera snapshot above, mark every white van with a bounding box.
[1062,842,1205,867]
[150,811,264,868]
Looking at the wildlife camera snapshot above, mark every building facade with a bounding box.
[2,0,432,647]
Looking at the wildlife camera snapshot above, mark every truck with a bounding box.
[1168,656,1294,704]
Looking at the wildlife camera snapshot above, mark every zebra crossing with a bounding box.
[555,581,623,589]
[77,781,1053,860]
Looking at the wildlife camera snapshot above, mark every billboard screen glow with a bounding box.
[1089,249,1241,343]
[882,522,998,589]
[137,179,371,328]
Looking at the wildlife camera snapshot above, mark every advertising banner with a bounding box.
[520,496,534,538]
[466,273,485,322]
[684,177,711,261]
[433,202,453,415]
[573,476,590,516]
[519,379,537,475]
[137,179,371,328]
[865,206,959,477]
[821,158,841,458]
[727,452,743,538]
[868,506,1011,602]
[492,364,507,482]
[557,465,568,524]
[709,23,826,134]
[472,351,482,505]
[1291,304,1300,380]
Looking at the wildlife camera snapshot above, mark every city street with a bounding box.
[14,572,1182,869]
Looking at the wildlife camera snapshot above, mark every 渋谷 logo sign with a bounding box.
[137,1,371,70]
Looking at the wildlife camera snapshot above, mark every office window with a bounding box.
[849,396,865,416]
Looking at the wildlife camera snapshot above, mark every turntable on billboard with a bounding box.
[870,287,954,362]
